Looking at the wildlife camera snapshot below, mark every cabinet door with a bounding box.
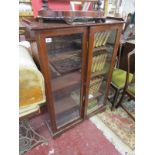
[38,28,87,131]
[85,25,122,116]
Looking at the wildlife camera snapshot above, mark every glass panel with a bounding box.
[45,34,82,128]
[87,29,117,114]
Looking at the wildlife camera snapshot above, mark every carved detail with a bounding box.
[97,0,102,11]
[42,0,48,10]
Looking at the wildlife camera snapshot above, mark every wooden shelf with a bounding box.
[49,54,81,75]
[55,95,80,127]
[49,49,81,63]
[93,46,107,53]
[52,71,81,94]
[56,111,80,128]
[91,71,106,78]
[55,96,79,116]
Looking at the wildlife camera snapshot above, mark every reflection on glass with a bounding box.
[46,34,82,127]
[87,29,117,114]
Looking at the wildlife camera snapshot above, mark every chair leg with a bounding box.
[111,89,120,110]
[115,91,126,109]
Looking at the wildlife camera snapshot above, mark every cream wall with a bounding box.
[119,0,135,15]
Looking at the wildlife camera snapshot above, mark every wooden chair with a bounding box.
[115,49,135,120]
[110,68,133,110]
[109,52,134,110]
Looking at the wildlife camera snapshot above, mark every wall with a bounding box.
[32,0,87,18]
[107,0,135,17]
[119,0,135,15]
[32,0,70,17]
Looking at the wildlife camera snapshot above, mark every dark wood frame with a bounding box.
[22,18,124,136]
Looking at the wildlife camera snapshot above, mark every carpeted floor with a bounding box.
[23,114,121,155]
[96,101,135,150]
[21,100,135,155]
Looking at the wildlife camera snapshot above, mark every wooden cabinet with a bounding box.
[23,18,123,136]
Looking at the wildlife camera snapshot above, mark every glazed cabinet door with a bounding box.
[85,25,122,116]
[36,27,87,134]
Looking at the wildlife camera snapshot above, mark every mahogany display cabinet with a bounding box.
[23,18,124,136]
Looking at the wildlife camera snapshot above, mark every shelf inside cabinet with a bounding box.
[49,49,81,63]
[51,59,81,74]
[55,96,79,116]
[52,71,81,94]
[93,46,107,53]
[56,111,80,128]
[55,96,80,127]
[91,71,106,78]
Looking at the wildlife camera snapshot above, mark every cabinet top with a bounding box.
[22,17,124,31]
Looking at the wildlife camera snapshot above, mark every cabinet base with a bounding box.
[45,118,83,138]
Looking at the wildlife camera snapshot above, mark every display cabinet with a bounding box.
[22,17,123,136]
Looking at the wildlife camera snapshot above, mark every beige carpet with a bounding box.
[96,102,135,150]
